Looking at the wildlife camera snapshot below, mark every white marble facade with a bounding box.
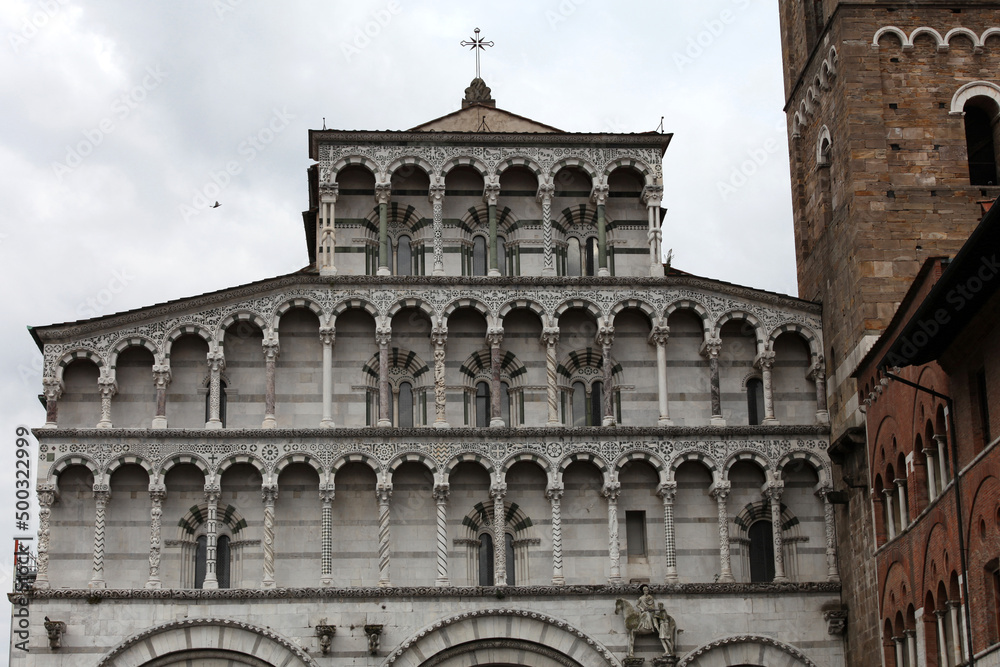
[14,101,845,667]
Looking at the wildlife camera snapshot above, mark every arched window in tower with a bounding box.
[747,377,765,425]
[748,520,775,582]
[475,381,490,427]
[505,533,516,584]
[396,234,412,276]
[205,379,227,428]
[398,381,413,428]
[478,531,493,585]
[472,235,488,276]
[497,235,507,276]
[590,380,604,426]
[194,534,231,589]
[500,381,511,426]
[194,535,207,588]
[216,535,231,588]
[585,236,598,276]
[567,237,582,276]
[572,381,587,426]
[964,98,1000,186]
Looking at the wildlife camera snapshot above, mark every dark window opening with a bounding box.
[195,534,231,589]
[398,382,413,428]
[747,378,764,425]
[396,235,412,276]
[505,533,515,585]
[590,381,604,426]
[626,511,647,558]
[585,237,598,276]
[965,103,999,185]
[572,381,586,426]
[475,381,490,427]
[976,367,991,446]
[478,532,493,586]
[472,236,487,276]
[748,520,775,583]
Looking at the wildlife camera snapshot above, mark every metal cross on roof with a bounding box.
[460,28,494,80]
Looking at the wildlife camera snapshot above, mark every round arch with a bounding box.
[608,299,658,327]
[768,322,822,360]
[47,455,100,488]
[216,311,268,344]
[387,451,438,476]
[603,158,656,187]
[329,298,381,322]
[157,454,211,481]
[775,450,830,487]
[497,298,547,322]
[383,608,617,667]
[272,296,326,331]
[386,297,437,321]
[163,323,214,359]
[501,451,552,477]
[273,452,325,479]
[549,157,600,183]
[329,155,380,181]
[104,454,155,480]
[442,297,492,321]
[443,451,496,478]
[557,451,610,480]
[330,451,382,476]
[950,81,1000,115]
[496,155,544,177]
[386,155,437,182]
[554,298,603,321]
[55,348,104,383]
[663,300,711,333]
[441,155,491,179]
[722,451,774,483]
[614,450,668,487]
[668,451,720,483]
[714,310,765,346]
[678,634,818,666]
[95,618,317,667]
[108,335,159,369]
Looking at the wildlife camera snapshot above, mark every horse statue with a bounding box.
[615,597,677,658]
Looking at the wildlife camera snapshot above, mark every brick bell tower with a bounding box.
[778,1,1000,664]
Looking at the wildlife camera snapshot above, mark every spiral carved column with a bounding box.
[261,484,277,588]
[433,483,450,586]
[146,483,166,589]
[376,482,392,587]
[546,485,564,585]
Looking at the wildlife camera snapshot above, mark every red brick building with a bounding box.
[855,201,1000,666]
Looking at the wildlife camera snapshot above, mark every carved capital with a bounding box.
[375,325,392,347]
[93,484,111,504]
[376,483,393,504]
[97,375,118,398]
[540,327,560,347]
[590,184,609,206]
[319,483,335,503]
[148,484,167,503]
[755,350,776,371]
[649,324,670,347]
[595,325,615,349]
[656,482,677,502]
[602,481,622,501]
[206,351,226,372]
[545,485,564,501]
[431,325,448,348]
[700,338,722,359]
[262,339,280,361]
[261,484,279,505]
[43,617,66,649]
[763,480,784,501]
[490,483,507,500]
[37,484,58,508]
[483,182,501,205]
[319,181,339,201]
[824,609,848,636]
[374,182,392,205]
[710,481,731,501]
[428,183,446,202]
[319,326,335,346]
[364,624,383,655]
[42,377,63,400]
[433,483,450,502]
[152,364,172,387]
[486,327,504,348]
[315,624,336,655]
[204,483,221,504]
[536,182,555,202]
[642,184,664,206]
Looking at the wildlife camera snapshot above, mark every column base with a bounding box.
[551,576,565,586]
[488,269,501,277]
[773,575,790,583]
[490,418,506,428]
[96,420,112,429]
[658,418,674,426]
[607,576,622,585]
[717,573,734,583]
[665,573,679,584]
[710,416,727,426]
[261,416,277,429]
[433,420,451,429]
[319,267,338,276]
[598,267,610,277]
[321,577,332,587]
[320,418,335,428]
[203,580,219,590]
[435,578,450,587]
[151,416,167,429]
[602,417,616,426]
[377,419,392,427]
[205,419,223,430]
[145,579,162,589]
[88,579,106,589]
[547,420,562,426]
[433,265,445,276]
[262,580,275,589]
[378,580,391,588]
[541,266,556,277]
[377,267,391,276]
[815,410,830,425]
[762,417,780,425]
[33,579,49,590]
[43,422,57,429]
[827,573,841,583]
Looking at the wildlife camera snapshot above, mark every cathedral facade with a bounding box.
[14,85,844,666]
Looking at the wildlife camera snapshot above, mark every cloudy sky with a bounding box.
[0,0,794,628]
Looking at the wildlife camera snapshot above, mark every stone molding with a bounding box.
[16,581,841,601]
[95,617,317,667]
[677,633,819,667]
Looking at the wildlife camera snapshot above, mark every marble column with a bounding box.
[947,600,962,665]
[546,484,565,585]
[810,362,830,424]
[893,637,905,667]
[89,484,111,588]
[711,481,734,583]
[319,484,334,586]
[152,364,170,429]
[538,182,556,276]
[261,484,277,588]
[487,327,505,427]
[702,338,725,426]
[429,183,446,276]
[895,478,909,528]
[42,377,62,429]
[935,610,948,667]
[203,482,221,589]
[261,338,279,428]
[592,184,610,277]
[541,327,560,425]
[375,182,391,276]
[905,629,917,667]
[657,482,679,582]
[650,323,672,426]
[933,434,949,487]
[816,486,841,582]
[376,324,392,427]
[97,373,117,429]
[883,489,897,540]
[642,185,664,277]
[922,443,938,500]
[320,327,335,428]
[146,483,166,589]
[604,481,622,584]
[596,323,616,426]
[376,481,392,586]
[485,182,501,277]
[206,351,225,429]
[318,183,338,276]
[432,325,449,428]
[757,350,779,425]
[34,485,57,589]
[433,482,450,586]
[491,482,507,586]
[764,481,788,582]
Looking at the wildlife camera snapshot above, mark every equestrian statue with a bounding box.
[615,585,677,659]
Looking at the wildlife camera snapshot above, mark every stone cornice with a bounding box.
[12,581,841,602]
[32,274,819,344]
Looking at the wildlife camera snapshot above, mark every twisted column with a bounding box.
[319,484,334,586]
[432,325,449,428]
[376,482,392,586]
[484,182,501,276]
[42,377,62,429]
[657,482,678,582]
[206,351,225,429]
[538,182,555,276]
[433,483,450,586]
[816,486,840,582]
[376,324,392,427]
[89,484,111,588]
[643,185,664,276]
[146,483,166,589]
[203,482,221,589]
[604,481,622,584]
[262,338,279,428]
[757,350,778,424]
[318,183,338,275]
[320,327,335,427]
[541,327,560,425]
[97,374,117,429]
[764,481,788,582]
[261,484,278,588]
[34,485,57,589]
[702,338,725,425]
[430,184,446,276]
[711,481,734,582]
[491,482,507,586]
[375,182,391,276]
[487,327,504,427]
[151,364,170,429]
[596,324,616,425]
[546,485,565,585]
[650,323,672,426]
